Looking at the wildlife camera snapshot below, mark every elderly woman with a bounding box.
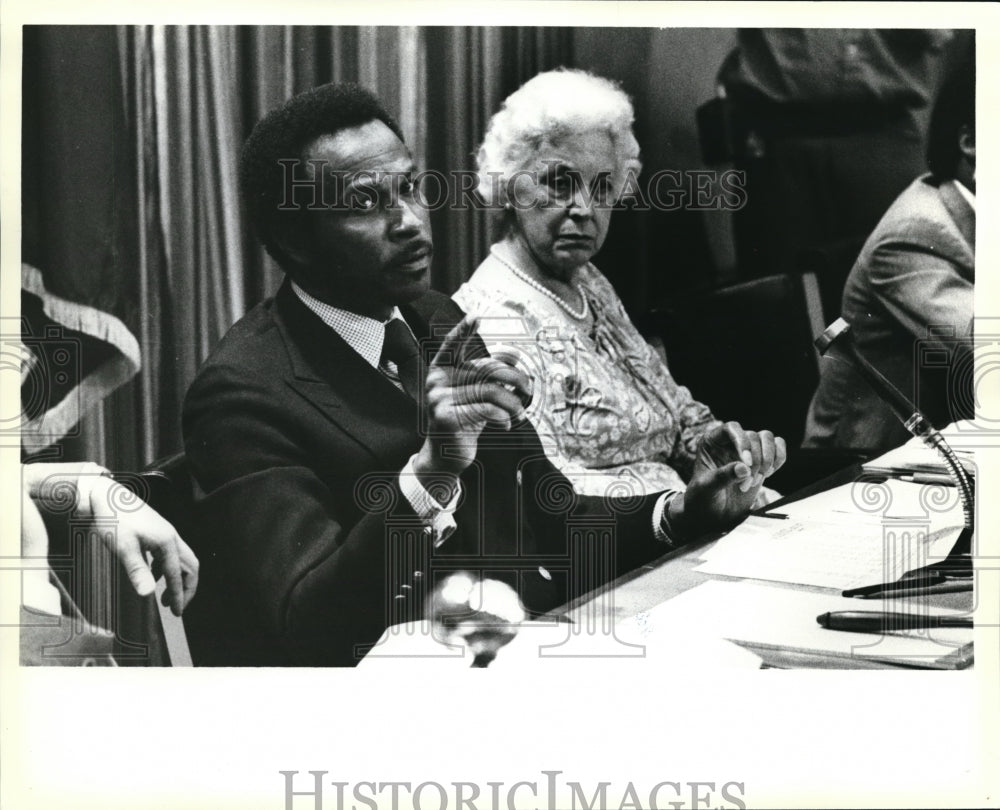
[455,68,781,500]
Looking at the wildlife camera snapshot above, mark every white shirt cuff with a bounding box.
[652,489,682,548]
[399,455,461,548]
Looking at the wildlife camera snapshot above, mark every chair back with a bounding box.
[797,236,866,325]
[648,273,821,448]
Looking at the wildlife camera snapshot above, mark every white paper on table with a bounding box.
[632,580,972,668]
[694,513,962,590]
[771,478,963,528]
[862,421,977,476]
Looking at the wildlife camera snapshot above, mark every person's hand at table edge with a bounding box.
[86,476,200,616]
[668,421,787,541]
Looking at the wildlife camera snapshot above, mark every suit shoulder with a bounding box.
[844,180,972,301]
[869,176,952,240]
[851,177,968,276]
[186,298,288,403]
[407,289,467,323]
[201,298,284,369]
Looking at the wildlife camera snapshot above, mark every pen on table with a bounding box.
[842,573,947,597]
[903,556,973,579]
[850,581,974,599]
[757,511,788,520]
[895,473,956,486]
[816,611,973,633]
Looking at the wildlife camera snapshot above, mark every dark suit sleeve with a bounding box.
[478,420,672,616]
[567,490,675,579]
[183,362,421,666]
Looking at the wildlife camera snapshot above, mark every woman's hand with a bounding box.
[670,422,787,540]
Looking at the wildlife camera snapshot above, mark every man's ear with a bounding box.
[958,124,976,165]
[272,216,312,269]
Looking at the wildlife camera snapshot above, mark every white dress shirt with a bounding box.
[954,178,976,212]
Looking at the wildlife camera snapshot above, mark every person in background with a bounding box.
[803,48,975,451]
[718,28,954,278]
[454,68,783,502]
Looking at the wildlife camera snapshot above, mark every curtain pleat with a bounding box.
[134,27,165,464]
[330,28,359,85]
[398,27,426,171]
[118,25,256,462]
[357,27,381,91]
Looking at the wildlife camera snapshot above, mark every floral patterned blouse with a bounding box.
[453,252,722,497]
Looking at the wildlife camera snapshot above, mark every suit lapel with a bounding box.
[274,282,423,465]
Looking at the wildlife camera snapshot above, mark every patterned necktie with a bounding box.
[381,318,421,399]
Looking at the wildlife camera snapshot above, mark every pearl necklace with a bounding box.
[490,248,590,321]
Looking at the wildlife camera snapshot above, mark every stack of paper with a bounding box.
[694,480,963,590]
[862,420,976,477]
[631,580,973,669]
[863,445,975,477]
[773,479,962,524]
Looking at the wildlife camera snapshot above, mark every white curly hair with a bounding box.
[476,68,642,208]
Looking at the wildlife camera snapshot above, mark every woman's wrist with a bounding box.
[75,465,113,516]
[23,461,112,515]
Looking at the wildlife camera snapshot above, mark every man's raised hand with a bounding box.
[414,316,533,479]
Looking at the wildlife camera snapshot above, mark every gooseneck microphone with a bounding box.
[815,318,974,554]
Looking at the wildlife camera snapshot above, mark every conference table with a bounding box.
[362,460,975,670]
[557,462,973,619]
[546,463,974,669]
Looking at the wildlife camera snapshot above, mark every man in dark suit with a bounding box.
[182,83,785,666]
[804,52,975,451]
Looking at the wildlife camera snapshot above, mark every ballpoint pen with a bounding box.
[851,581,974,600]
[903,555,973,579]
[817,611,973,633]
[842,574,947,598]
[897,473,956,486]
[844,556,975,598]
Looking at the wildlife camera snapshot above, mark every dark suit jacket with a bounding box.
[804,174,975,451]
[182,282,668,666]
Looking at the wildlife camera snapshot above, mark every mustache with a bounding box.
[391,240,433,266]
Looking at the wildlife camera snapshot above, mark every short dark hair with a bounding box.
[926,45,975,181]
[240,82,404,275]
